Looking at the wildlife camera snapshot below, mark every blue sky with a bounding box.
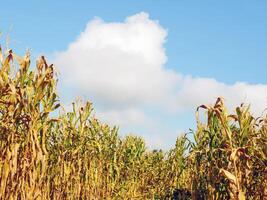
[1,1,267,149]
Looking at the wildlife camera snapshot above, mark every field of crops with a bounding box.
[0,48,266,199]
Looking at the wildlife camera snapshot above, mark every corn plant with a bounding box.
[0,46,266,200]
[188,98,267,199]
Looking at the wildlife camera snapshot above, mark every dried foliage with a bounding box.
[0,48,266,199]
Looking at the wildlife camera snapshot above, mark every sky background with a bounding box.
[1,1,267,149]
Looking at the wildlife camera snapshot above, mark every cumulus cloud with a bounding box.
[176,76,267,115]
[55,12,179,109]
[54,12,267,148]
[97,108,150,127]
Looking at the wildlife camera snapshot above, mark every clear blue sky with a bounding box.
[1,1,267,84]
[1,1,267,148]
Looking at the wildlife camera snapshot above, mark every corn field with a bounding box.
[0,47,266,200]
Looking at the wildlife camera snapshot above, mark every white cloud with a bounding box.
[97,108,150,127]
[176,76,267,115]
[55,12,179,109]
[54,12,267,149]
